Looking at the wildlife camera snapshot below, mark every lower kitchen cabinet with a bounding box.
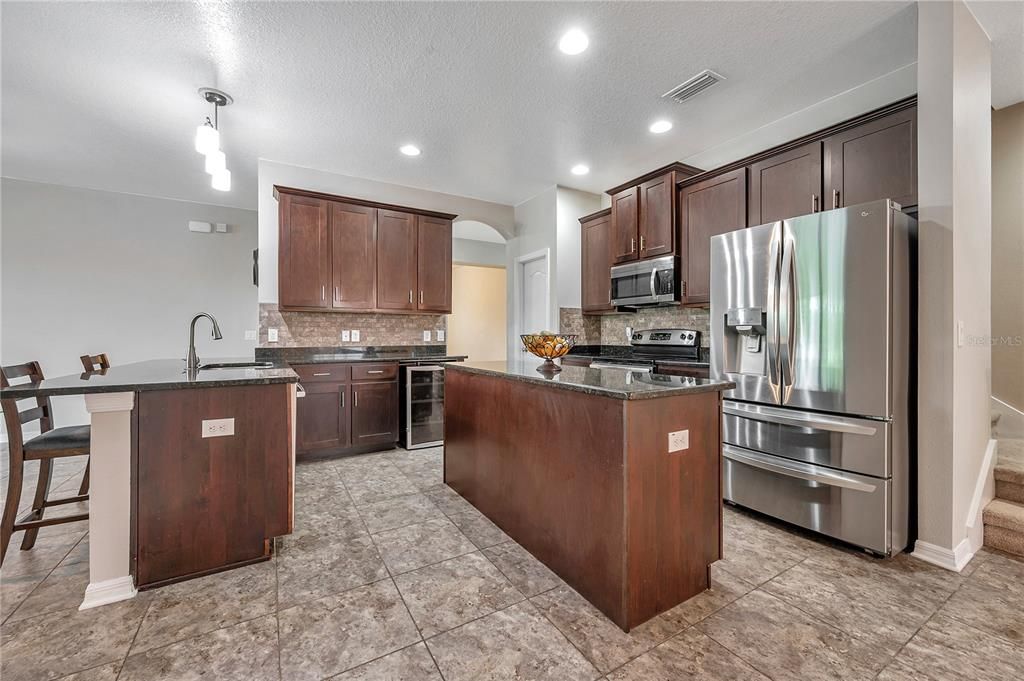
[352,381,400,446]
[297,382,350,452]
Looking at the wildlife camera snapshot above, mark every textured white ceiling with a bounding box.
[3,1,928,210]
[967,1,1024,110]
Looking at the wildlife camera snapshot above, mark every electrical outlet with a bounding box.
[423,330,432,342]
[436,329,445,341]
[341,330,351,342]
[244,329,257,341]
[267,328,279,343]
[352,330,361,342]
[668,429,689,453]
[202,418,235,438]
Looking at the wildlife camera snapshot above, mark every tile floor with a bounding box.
[2,446,1023,680]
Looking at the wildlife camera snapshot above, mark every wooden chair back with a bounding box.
[0,362,54,456]
[80,353,111,373]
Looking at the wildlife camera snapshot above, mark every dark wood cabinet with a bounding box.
[825,107,917,209]
[352,381,399,446]
[638,173,676,258]
[748,142,823,225]
[416,215,452,312]
[580,209,614,313]
[279,193,329,308]
[375,209,418,311]
[679,168,747,305]
[330,201,376,310]
[134,384,293,588]
[296,382,349,452]
[610,187,639,264]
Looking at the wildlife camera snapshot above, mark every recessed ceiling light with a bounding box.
[649,120,673,134]
[559,28,589,55]
[399,144,421,156]
[571,164,590,176]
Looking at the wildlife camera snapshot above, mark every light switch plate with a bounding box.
[352,330,361,342]
[267,328,279,343]
[423,330,432,341]
[668,429,689,453]
[214,222,228,233]
[436,329,445,341]
[341,330,351,342]
[244,329,257,341]
[202,418,235,438]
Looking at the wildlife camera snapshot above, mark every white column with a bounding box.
[80,391,137,609]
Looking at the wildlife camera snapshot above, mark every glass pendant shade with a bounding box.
[211,168,231,192]
[204,149,226,175]
[194,123,219,155]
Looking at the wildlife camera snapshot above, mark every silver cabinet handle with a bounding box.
[832,189,840,209]
[312,372,331,377]
[354,391,358,407]
[419,290,424,305]
[339,391,344,408]
[639,235,645,252]
[723,444,877,492]
[335,286,339,300]
[812,194,819,213]
[408,290,413,304]
[722,401,878,435]
[367,370,384,375]
[321,285,325,301]
[630,237,636,253]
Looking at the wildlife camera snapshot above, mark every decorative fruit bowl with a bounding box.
[520,332,578,373]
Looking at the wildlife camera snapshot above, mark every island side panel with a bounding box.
[444,369,628,624]
[134,384,292,588]
[623,391,722,630]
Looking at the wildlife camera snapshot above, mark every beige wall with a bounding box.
[992,102,1024,412]
[449,265,507,362]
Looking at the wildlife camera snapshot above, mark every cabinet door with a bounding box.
[581,212,614,312]
[296,382,349,452]
[825,108,917,209]
[279,193,330,308]
[611,186,640,264]
[749,142,823,226]
[330,202,376,310]
[416,215,452,312]
[351,381,399,446]
[376,209,417,310]
[679,168,747,305]
[638,173,675,258]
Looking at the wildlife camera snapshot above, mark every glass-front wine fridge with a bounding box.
[400,364,446,449]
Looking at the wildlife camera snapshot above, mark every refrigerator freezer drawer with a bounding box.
[722,444,892,555]
[722,400,890,478]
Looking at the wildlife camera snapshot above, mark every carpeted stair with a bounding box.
[984,438,1024,556]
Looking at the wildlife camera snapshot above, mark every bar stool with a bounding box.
[76,353,110,497]
[1,361,90,564]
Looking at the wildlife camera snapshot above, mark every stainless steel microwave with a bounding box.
[610,255,677,307]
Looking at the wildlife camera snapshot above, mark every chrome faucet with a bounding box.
[186,313,223,371]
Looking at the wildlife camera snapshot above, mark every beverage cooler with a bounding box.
[399,364,447,449]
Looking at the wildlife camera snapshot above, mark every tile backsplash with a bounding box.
[560,306,711,347]
[259,304,446,347]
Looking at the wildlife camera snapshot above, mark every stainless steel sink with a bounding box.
[198,361,274,370]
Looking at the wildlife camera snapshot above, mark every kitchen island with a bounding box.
[443,360,734,631]
[0,359,298,609]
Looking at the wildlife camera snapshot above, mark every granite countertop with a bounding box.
[446,360,734,400]
[256,345,467,365]
[0,358,299,399]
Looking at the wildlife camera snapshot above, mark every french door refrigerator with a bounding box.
[710,199,915,555]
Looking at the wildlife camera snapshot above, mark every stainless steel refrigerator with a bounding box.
[710,199,915,556]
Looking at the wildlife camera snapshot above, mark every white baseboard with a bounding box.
[912,538,975,572]
[992,396,1024,438]
[79,576,137,610]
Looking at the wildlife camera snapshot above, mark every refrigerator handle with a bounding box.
[778,224,797,403]
[766,223,783,403]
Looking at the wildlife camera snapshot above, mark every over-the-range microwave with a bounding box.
[610,255,677,307]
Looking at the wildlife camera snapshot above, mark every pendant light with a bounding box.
[195,88,233,191]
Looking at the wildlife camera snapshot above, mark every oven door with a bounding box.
[611,255,675,306]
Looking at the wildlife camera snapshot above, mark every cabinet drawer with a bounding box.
[352,363,398,382]
[293,363,351,383]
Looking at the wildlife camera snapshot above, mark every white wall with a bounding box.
[916,0,993,563]
[453,238,506,267]
[257,159,515,305]
[1,179,258,430]
[555,187,602,310]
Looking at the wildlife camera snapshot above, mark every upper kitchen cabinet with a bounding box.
[608,163,702,265]
[679,167,747,305]
[275,187,456,314]
[580,208,614,313]
[376,209,418,311]
[416,215,453,313]
[330,201,376,310]
[748,142,823,225]
[279,192,330,308]
[824,107,917,210]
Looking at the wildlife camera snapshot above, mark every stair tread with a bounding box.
[984,498,1024,532]
[994,439,1024,485]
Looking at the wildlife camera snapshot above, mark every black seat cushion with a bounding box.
[23,424,91,454]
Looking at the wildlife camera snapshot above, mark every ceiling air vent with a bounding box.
[662,69,724,104]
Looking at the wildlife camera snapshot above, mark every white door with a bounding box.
[516,250,550,353]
